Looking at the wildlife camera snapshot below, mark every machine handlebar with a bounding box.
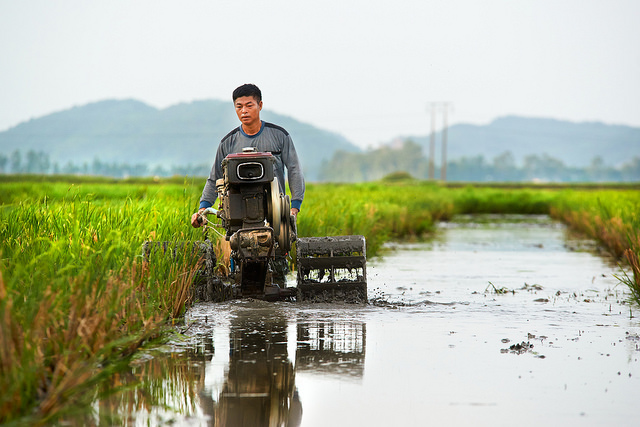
[196,207,219,226]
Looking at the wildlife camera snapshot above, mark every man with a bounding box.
[191,84,305,281]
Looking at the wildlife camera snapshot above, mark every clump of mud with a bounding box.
[501,336,546,358]
[502,341,534,354]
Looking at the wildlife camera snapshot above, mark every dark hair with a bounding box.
[232,84,262,103]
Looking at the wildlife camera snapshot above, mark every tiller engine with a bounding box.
[211,147,297,300]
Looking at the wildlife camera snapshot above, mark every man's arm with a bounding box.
[193,142,226,227]
[281,134,305,214]
[199,142,228,209]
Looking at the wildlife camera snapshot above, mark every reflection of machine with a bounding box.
[203,314,367,426]
[296,320,366,379]
[87,315,367,425]
[210,311,302,427]
[198,148,367,302]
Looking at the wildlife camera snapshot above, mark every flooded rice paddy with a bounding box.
[90,215,640,426]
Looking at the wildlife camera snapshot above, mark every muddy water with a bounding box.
[91,215,640,426]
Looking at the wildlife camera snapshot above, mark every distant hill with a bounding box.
[0,99,360,180]
[410,116,640,167]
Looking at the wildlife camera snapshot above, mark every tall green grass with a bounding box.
[0,181,205,424]
[296,182,453,255]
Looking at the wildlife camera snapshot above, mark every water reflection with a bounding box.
[205,309,302,426]
[73,337,215,426]
[68,305,368,425]
[296,319,366,379]
[203,310,367,425]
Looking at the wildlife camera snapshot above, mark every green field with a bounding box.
[1,175,639,424]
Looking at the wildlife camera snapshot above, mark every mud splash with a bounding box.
[69,215,640,426]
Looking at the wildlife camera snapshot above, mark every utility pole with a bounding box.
[441,102,450,181]
[427,102,453,181]
[428,103,436,180]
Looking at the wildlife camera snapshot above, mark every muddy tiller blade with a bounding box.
[296,235,367,303]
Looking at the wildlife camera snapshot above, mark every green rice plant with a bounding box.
[0,180,208,424]
[485,281,514,295]
[297,182,454,255]
[449,186,557,215]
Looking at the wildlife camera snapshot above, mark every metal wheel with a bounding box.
[269,180,281,233]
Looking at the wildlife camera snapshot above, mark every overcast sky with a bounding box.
[1,0,639,148]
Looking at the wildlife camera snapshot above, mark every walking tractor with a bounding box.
[183,147,367,303]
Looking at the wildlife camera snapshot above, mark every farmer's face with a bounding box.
[235,96,262,128]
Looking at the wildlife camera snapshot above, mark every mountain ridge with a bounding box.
[1,99,639,179]
[409,115,639,167]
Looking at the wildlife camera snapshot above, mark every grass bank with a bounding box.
[547,189,640,302]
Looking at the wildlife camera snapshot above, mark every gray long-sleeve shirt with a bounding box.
[199,121,305,210]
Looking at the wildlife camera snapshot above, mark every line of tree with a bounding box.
[2,144,640,182]
[318,140,640,182]
[0,150,211,178]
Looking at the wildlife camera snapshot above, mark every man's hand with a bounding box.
[290,207,299,217]
[191,208,207,228]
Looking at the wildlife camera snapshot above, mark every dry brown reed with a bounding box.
[214,238,232,276]
[162,259,201,320]
[550,208,632,258]
[0,270,25,419]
